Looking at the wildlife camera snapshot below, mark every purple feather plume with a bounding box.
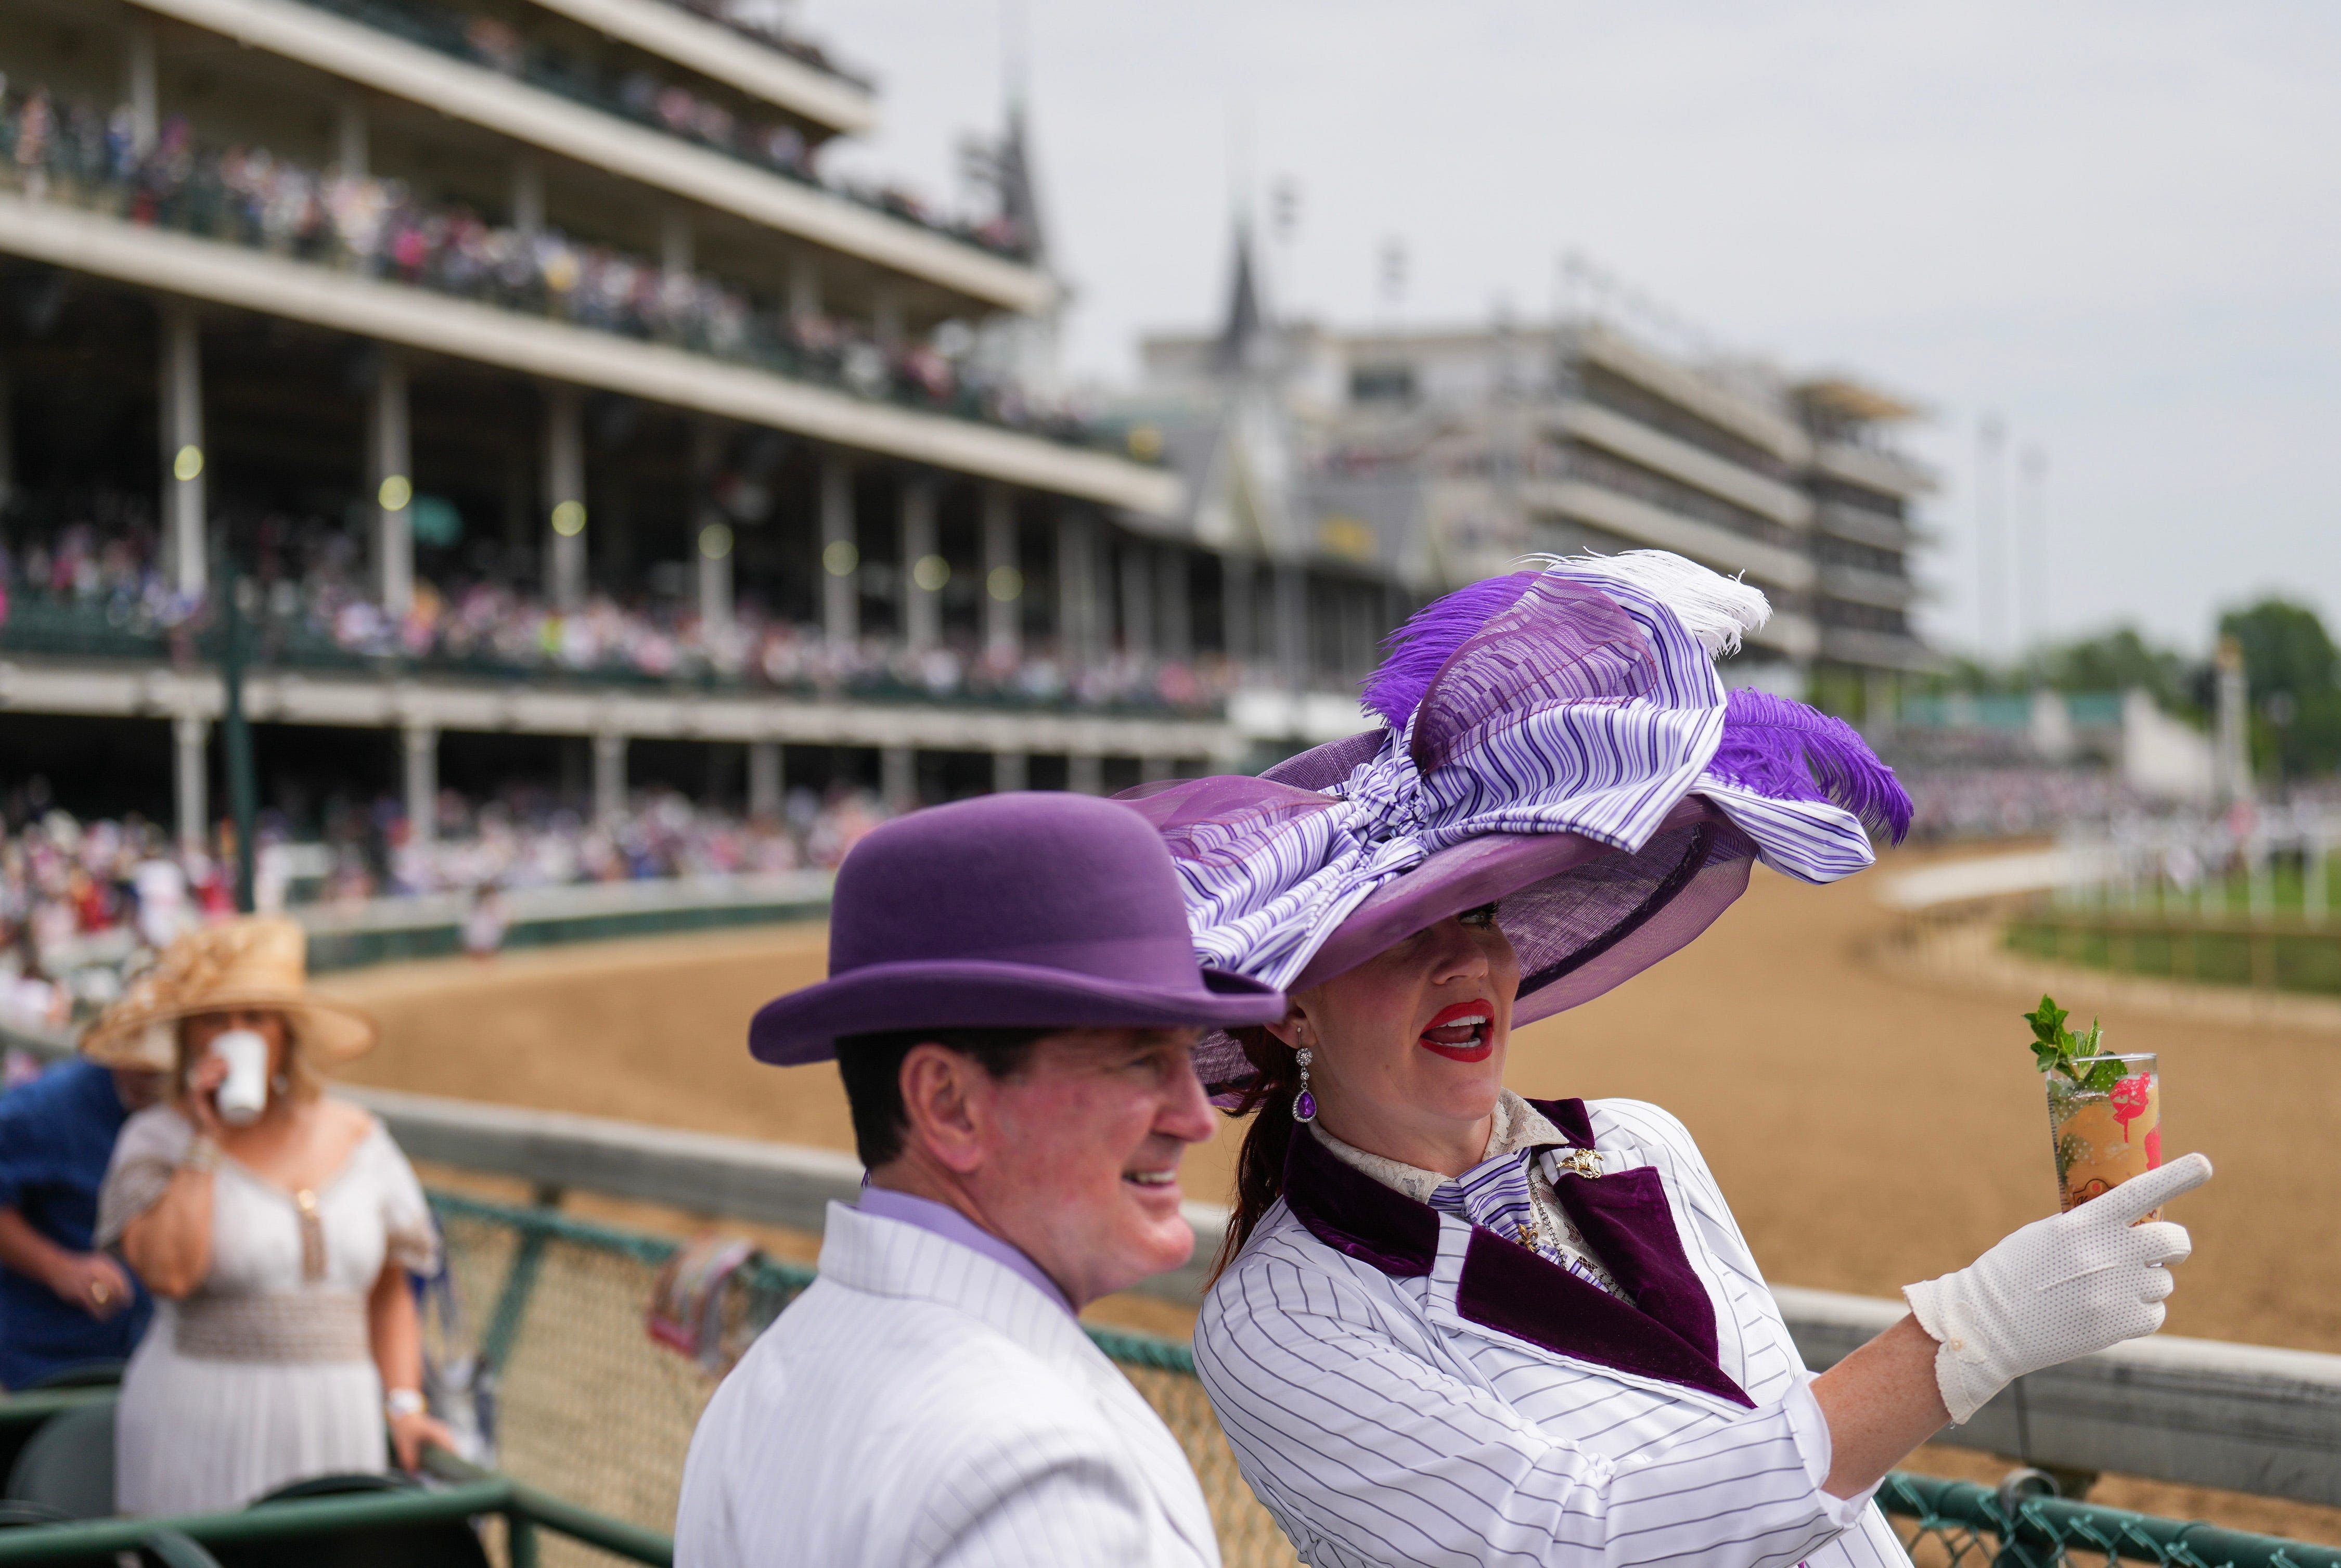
[1710,688,1913,842]
[1359,573,1538,730]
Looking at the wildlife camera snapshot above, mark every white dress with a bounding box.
[97,1103,439,1517]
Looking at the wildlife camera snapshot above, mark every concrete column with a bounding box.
[991,751,1027,794]
[872,284,904,348]
[0,363,15,512]
[1158,547,1192,663]
[336,97,369,176]
[402,724,438,849]
[512,157,545,234]
[1139,755,1177,784]
[698,520,734,636]
[748,742,783,820]
[820,454,857,645]
[1119,542,1153,660]
[543,385,586,609]
[1222,554,1255,665]
[900,478,941,652]
[173,716,209,855]
[660,210,693,276]
[1275,563,1309,691]
[880,746,916,812]
[1056,512,1097,665]
[788,253,822,318]
[125,23,158,156]
[981,485,1020,659]
[368,356,413,615]
[1067,754,1104,796]
[591,731,627,826]
[159,307,205,597]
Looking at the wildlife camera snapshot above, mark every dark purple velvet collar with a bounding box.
[1281,1097,1752,1408]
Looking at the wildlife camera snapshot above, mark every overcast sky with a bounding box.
[798,0,2341,658]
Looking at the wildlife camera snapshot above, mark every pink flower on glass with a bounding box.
[2110,1074,2152,1142]
[2144,1125,2163,1169]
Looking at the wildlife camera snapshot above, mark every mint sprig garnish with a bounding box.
[2024,995,2120,1091]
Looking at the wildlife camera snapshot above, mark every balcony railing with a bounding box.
[645,0,874,94]
[299,0,1007,255]
[0,588,1233,719]
[0,84,1110,453]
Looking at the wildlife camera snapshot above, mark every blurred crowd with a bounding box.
[0,82,1081,443]
[0,785,892,1034]
[0,505,1238,713]
[1898,766,2155,842]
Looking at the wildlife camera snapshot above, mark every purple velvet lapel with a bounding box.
[1525,1098,1728,1372]
[1281,1124,1439,1278]
[1281,1104,1752,1409]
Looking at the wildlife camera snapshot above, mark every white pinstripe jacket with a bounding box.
[676,1203,1220,1568]
[1194,1098,1911,1568]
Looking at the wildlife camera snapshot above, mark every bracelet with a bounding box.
[179,1137,221,1174]
[384,1388,427,1421]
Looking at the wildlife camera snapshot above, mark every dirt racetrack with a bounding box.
[327,847,2341,1358]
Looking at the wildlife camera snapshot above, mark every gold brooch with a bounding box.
[1549,1148,1604,1180]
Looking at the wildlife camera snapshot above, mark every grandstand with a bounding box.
[0,0,1393,847]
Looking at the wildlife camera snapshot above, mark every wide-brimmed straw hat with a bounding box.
[748,792,1287,1066]
[1119,552,1911,1096]
[79,916,378,1070]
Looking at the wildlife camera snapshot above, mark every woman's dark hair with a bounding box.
[1213,1025,1303,1282]
[834,1026,1048,1168]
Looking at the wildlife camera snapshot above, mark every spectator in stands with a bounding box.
[0,1045,166,1389]
[676,793,1289,1566]
[460,883,508,960]
[87,917,456,1514]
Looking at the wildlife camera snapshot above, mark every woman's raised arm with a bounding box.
[1813,1153,2210,1498]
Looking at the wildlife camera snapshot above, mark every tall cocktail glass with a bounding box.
[2044,1052,2162,1214]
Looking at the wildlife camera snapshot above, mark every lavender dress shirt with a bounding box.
[856,1184,1074,1317]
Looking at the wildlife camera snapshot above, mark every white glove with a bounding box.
[1902,1152,2211,1424]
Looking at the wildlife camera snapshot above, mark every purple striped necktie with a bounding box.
[1427,1149,1625,1300]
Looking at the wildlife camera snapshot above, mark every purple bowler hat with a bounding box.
[748,792,1289,1066]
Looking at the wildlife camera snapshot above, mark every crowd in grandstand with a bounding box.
[1895,765,2157,842]
[0,785,892,1033]
[0,506,1236,711]
[0,82,1076,441]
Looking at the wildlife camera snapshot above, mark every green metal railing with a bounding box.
[0,1385,667,1566]
[9,1195,2330,1565]
[0,1472,668,1566]
[417,1191,2341,1568]
[1877,1471,2341,1568]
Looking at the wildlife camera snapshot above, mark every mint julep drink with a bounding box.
[2026,996,2163,1217]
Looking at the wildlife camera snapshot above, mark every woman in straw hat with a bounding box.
[84,915,455,1516]
[1125,553,2209,1568]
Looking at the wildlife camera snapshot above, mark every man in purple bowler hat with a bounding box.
[676,792,1284,1568]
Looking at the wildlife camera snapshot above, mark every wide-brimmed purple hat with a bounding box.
[749,792,1288,1066]
[1119,552,1911,1095]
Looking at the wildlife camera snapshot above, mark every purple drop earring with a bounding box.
[1292,1047,1317,1123]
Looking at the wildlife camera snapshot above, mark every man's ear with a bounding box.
[897,1044,992,1176]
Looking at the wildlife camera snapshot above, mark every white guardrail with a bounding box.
[8,1025,2340,1506]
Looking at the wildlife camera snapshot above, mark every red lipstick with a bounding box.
[1417,1000,1495,1062]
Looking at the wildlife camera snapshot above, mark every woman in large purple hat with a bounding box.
[1124,552,2209,1568]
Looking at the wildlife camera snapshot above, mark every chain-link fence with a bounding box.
[428,1192,2341,1568]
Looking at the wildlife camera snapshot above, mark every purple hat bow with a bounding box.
[1126,552,1912,999]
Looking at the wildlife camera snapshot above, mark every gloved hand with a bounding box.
[1902,1152,2211,1424]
